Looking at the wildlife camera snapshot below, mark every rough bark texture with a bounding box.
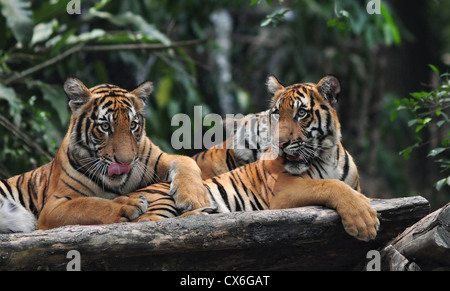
[379,202,450,271]
[380,245,422,271]
[0,196,430,271]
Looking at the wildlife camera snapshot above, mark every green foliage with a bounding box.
[252,0,401,47]
[323,1,401,47]
[0,0,209,176]
[394,65,450,190]
[0,0,33,45]
[260,8,290,27]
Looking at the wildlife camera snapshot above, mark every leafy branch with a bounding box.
[393,65,450,190]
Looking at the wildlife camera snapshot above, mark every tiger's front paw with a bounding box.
[181,207,217,217]
[336,193,379,241]
[169,178,210,212]
[113,195,148,222]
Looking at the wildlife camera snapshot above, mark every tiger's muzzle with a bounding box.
[279,140,317,165]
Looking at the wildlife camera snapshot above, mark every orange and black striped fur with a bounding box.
[131,75,379,241]
[0,78,208,233]
[193,110,270,179]
[193,76,361,193]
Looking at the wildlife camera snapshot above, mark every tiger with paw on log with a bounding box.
[131,75,379,241]
[0,78,209,233]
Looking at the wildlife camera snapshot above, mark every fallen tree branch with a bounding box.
[0,196,429,271]
[0,115,53,161]
[82,39,206,52]
[4,44,85,85]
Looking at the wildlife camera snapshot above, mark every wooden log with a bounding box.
[380,244,421,271]
[0,196,429,271]
[384,202,450,270]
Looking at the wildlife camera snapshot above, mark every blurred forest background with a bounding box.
[0,0,449,209]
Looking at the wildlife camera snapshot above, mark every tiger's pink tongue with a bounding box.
[108,163,130,176]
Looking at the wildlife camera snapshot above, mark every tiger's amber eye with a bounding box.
[130,121,139,131]
[99,123,111,132]
[297,109,308,118]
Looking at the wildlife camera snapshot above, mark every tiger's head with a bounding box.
[267,75,342,175]
[63,78,153,187]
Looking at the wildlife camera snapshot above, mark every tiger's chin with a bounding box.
[104,173,129,189]
[281,153,311,176]
[102,171,141,196]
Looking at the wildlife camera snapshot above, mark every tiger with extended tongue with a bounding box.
[0,78,209,233]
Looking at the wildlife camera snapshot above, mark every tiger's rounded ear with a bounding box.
[266,75,285,95]
[64,78,91,113]
[131,81,153,104]
[316,75,341,107]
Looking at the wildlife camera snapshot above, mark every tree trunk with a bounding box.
[0,196,429,271]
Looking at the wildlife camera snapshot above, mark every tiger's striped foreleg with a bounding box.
[129,182,181,221]
[126,182,215,222]
[158,154,210,212]
[268,175,379,241]
[37,193,147,229]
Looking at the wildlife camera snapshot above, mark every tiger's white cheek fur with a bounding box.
[167,164,179,198]
[0,196,37,233]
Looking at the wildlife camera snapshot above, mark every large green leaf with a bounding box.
[0,0,34,45]
[0,83,23,124]
[30,19,58,46]
[87,9,171,45]
[380,3,401,46]
[30,81,69,126]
